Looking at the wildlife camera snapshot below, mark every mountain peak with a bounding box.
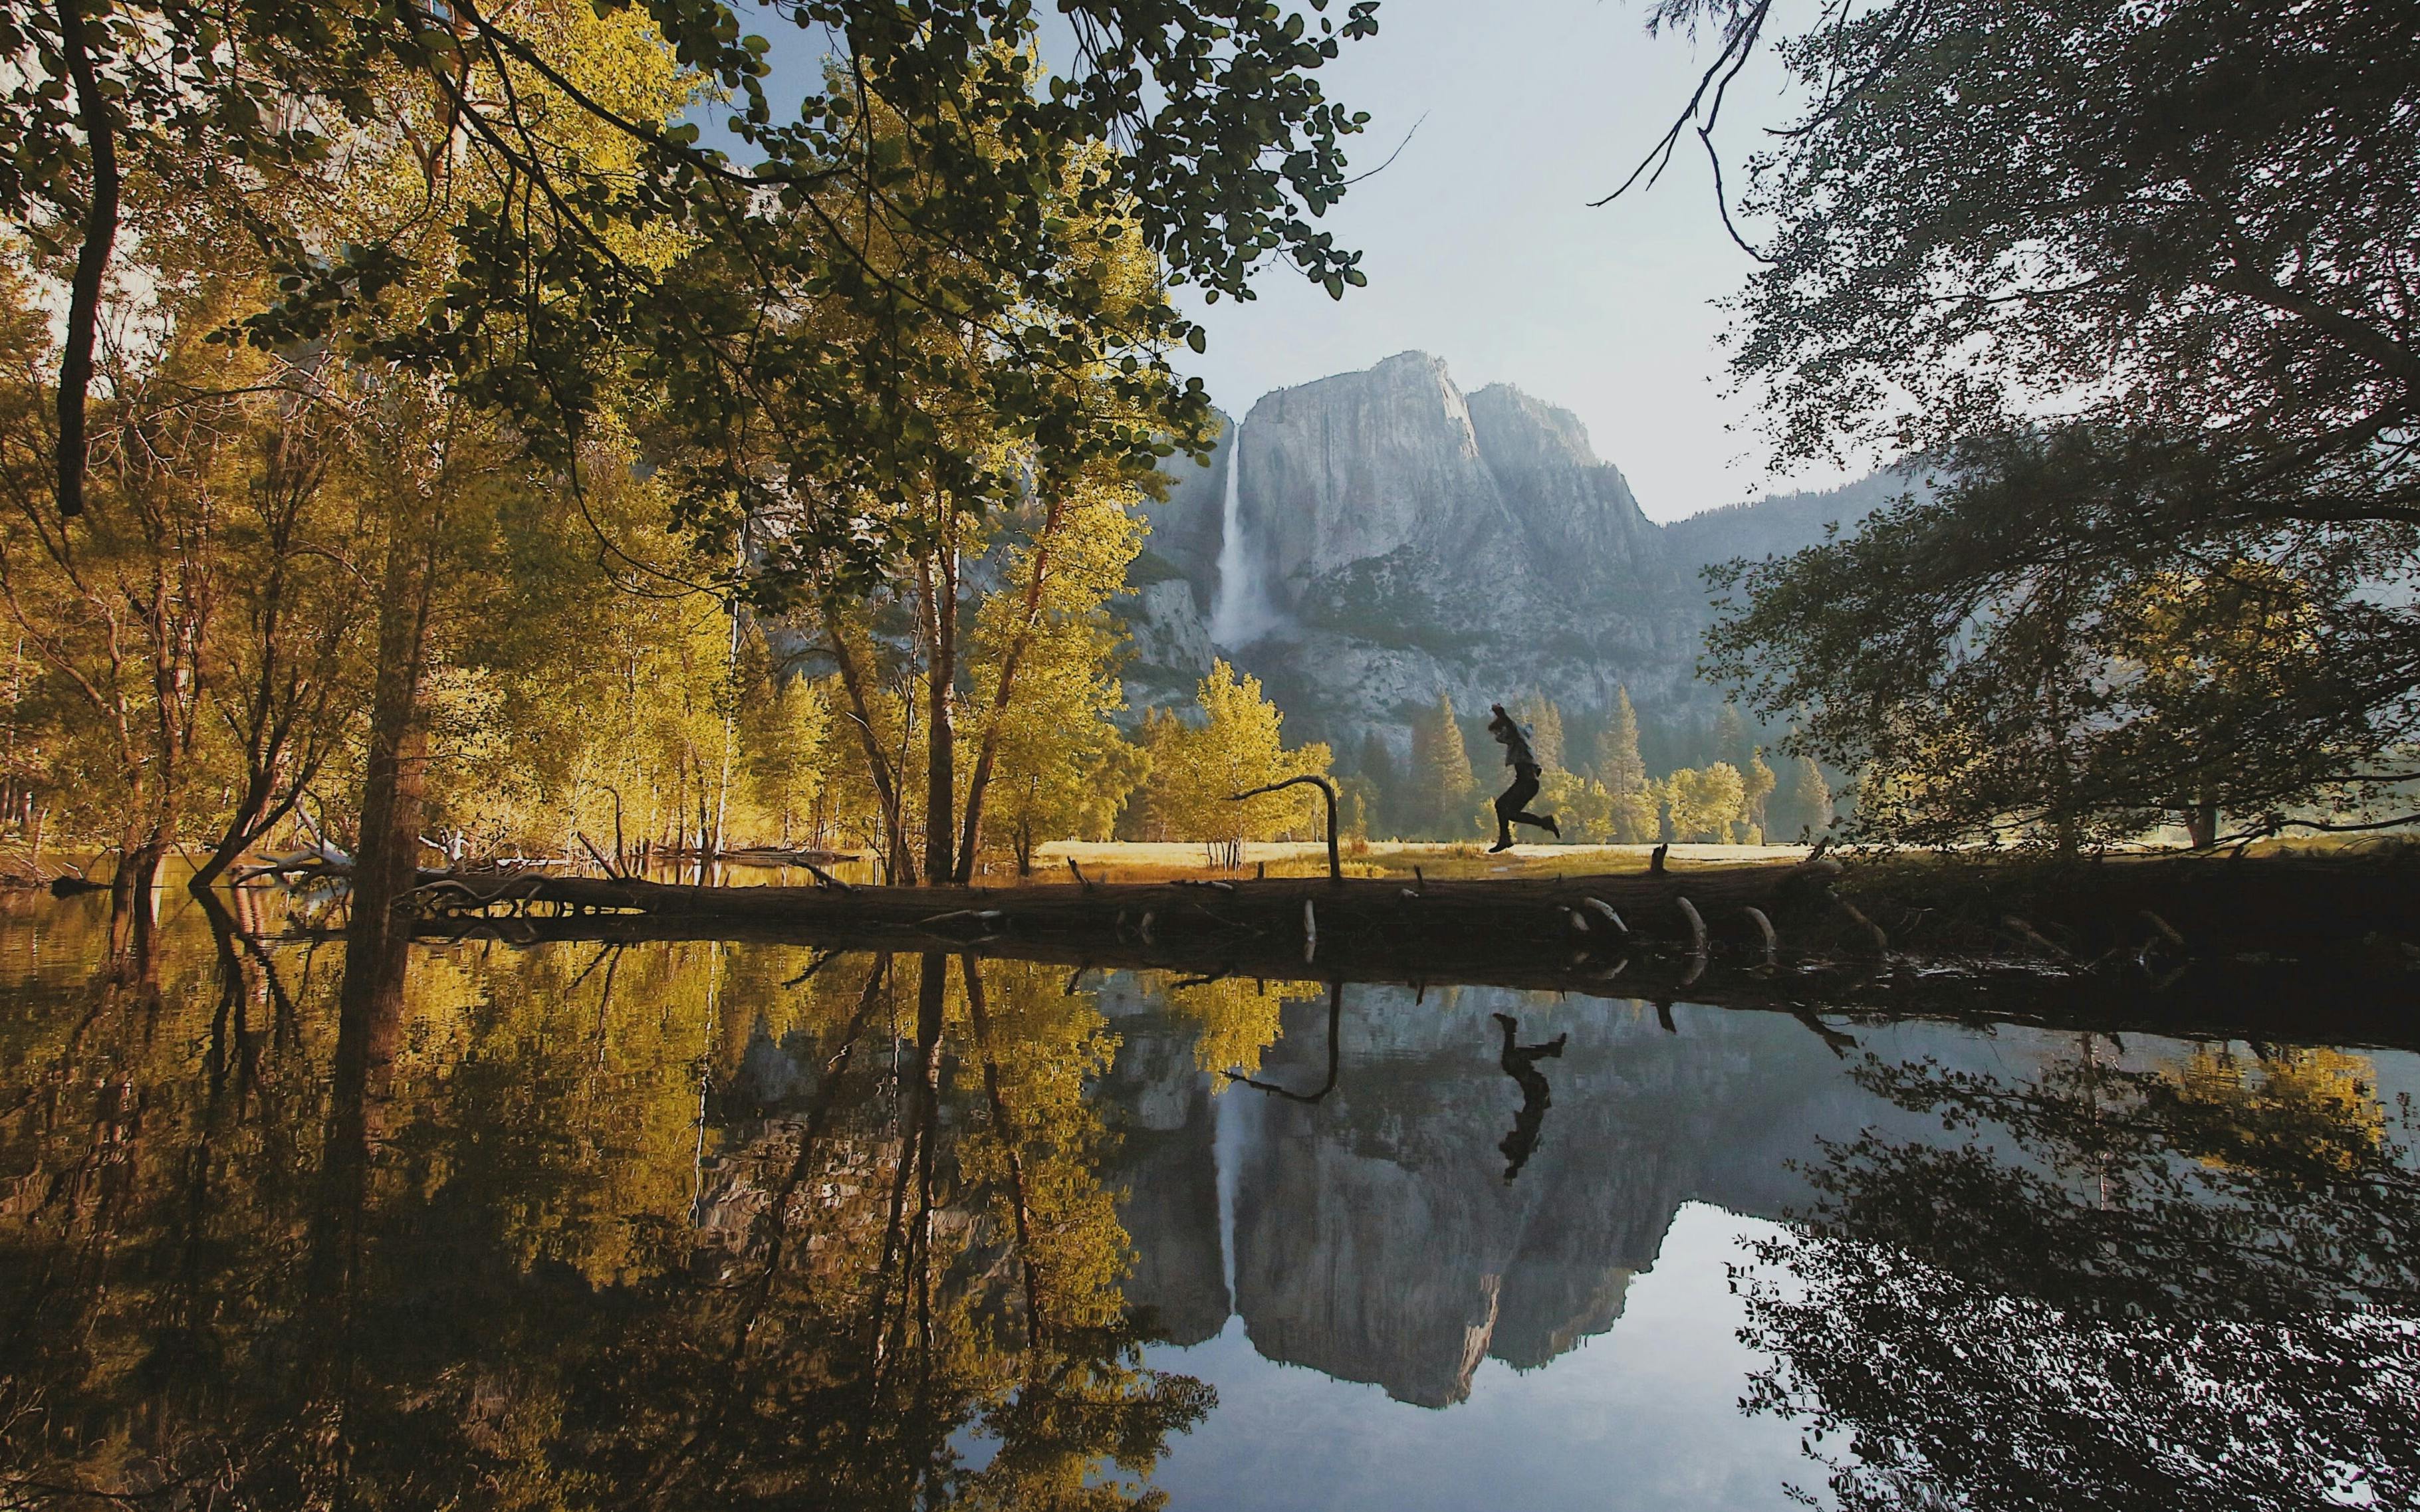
[1466,382,1602,473]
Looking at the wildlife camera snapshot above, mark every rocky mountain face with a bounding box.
[1115,352,1910,760]
[1092,980,1993,1408]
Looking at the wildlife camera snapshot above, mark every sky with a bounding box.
[1165,0,1854,522]
[712,0,1854,522]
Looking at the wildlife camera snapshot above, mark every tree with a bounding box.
[741,657,830,847]
[1676,0,2420,847]
[1663,762,1747,843]
[965,484,1152,875]
[1770,753,1832,843]
[1408,693,1479,838]
[1714,702,1750,771]
[7,0,1382,538]
[2,0,1387,922]
[1512,694,1565,772]
[1741,748,1776,843]
[1135,660,1330,849]
[1593,687,1657,842]
[1538,769,1614,843]
[1354,729,1401,838]
[1737,1040,2420,1510]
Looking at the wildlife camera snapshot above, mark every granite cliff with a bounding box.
[1116,352,1913,760]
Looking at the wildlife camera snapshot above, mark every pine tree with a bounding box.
[1595,687,1647,795]
[1716,701,1753,771]
[1356,728,1400,837]
[1743,748,1778,843]
[1779,754,1834,843]
[1409,693,1477,837]
[1512,694,1565,771]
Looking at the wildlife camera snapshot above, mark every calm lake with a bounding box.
[3,885,2415,1509]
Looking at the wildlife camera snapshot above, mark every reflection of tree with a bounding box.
[0,921,1208,1509]
[1156,972,1324,1079]
[1738,1041,2420,1511]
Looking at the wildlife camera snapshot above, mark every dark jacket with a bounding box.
[1490,717,1538,771]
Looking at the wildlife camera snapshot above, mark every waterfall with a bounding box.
[1209,417,1279,646]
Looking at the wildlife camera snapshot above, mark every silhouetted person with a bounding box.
[1492,1012,1567,1180]
[1486,703,1559,853]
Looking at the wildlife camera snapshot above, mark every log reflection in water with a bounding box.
[1220,980,1344,1103]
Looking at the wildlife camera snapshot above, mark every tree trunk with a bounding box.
[955,495,1066,882]
[342,521,437,1040]
[919,541,957,887]
[52,0,120,520]
[826,609,915,885]
[2185,800,2220,849]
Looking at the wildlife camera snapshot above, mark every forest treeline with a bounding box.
[13,0,2412,896]
[1324,689,1832,847]
[0,0,1382,897]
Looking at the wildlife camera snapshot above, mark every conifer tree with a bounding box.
[1356,729,1401,837]
[1512,694,1566,771]
[1777,754,1834,843]
[1716,702,1753,771]
[1409,693,1478,838]
[1743,748,1778,843]
[1596,687,1648,795]
[1594,687,1658,842]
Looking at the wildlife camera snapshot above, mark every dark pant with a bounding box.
[1495,764,1548,843]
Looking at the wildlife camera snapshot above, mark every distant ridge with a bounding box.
[1118,352,1914,760]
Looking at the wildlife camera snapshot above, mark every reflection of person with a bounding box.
[1493,1012,1568,1180]
[1486,703,1560,853]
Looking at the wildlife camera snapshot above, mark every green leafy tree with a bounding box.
[1738,1041,2420,1511]
[1671,0,2420,846]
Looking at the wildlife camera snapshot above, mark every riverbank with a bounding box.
[1830,843,2420,966]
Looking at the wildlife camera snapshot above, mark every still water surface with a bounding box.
[2,888,2415,1509]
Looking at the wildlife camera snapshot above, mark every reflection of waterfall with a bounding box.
[1215,1081,1243,1305]
[1209,418,1279,645]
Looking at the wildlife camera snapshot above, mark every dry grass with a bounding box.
[1009,837,1815,887]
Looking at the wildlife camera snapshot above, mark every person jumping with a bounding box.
[1486,702,1560,853]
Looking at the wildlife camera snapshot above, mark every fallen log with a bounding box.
[416,859,1840,946]
[399,859,1844,992]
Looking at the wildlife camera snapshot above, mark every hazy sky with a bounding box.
[1168,0,1850,522]
[714,0,1850,522]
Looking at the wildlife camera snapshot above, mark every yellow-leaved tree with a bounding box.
[967,479,1150,874]
[1664,762,1749,843]
[1137,660,1332,855]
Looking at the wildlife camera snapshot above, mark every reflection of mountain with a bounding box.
[1096,983,1960,1408]
[1096,984,1231,1345]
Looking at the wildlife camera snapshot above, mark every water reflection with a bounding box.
[0,889,2413,1509]
[1736,1044,2420,1510]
